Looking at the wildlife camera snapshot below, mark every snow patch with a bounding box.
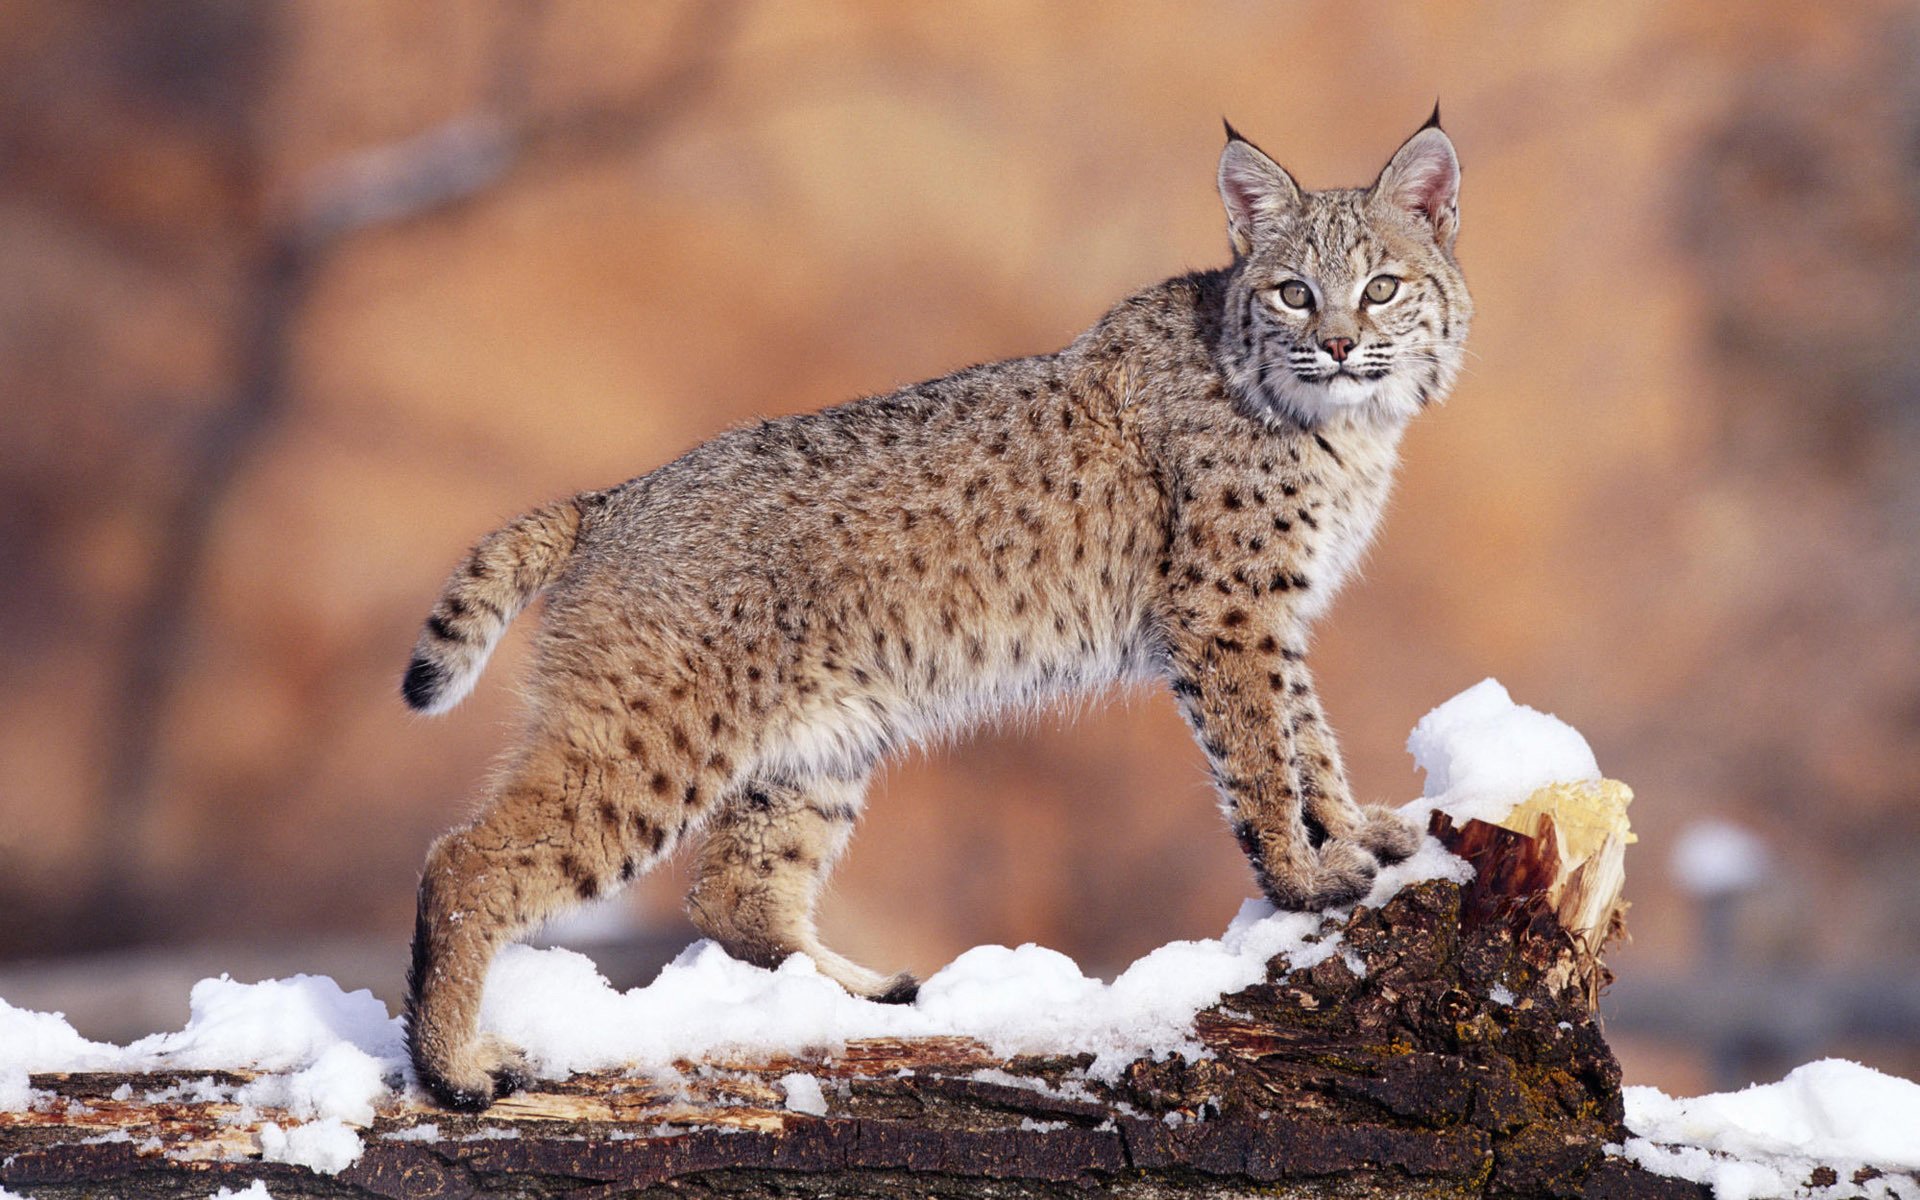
[778,1072,828,1116]
[1406,677,1600,825]
[209,1185,276,1199]
[476,830,1468,1086]
[1616,1138,1810,1200]
[0,997,122,1073]
[235,1042,388,1127]
[1626,1059,1920,1172]
[457,1126,520,1142]
[258,1117,364,1175]
[124,974,403,1073]
[380,1122,442,1143]
[0,1065,38,1113]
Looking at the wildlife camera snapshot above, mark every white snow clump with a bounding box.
[1405,677,1600,825]
[0,977,400,1175]
[778,1072,828,1116]
[259,1116,365,1174]
[1624,1059,1920,1186]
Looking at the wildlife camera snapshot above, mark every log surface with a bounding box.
[2,877,1722,1199]
[19,785,1882,1198]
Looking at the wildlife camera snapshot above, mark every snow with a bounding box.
[209,1185,276,1199]
[1671,819,1771,897]
[235,1042,388,1127]
[15,679,1904,1190]
[1615,1139,1811,1200]
[0,978,398,1174]
[259,1117,364,1174]
[778,1072,828,1116]
[1407,677,1600,825]
[457,1126,520,1141]
[0,996,122,1073]
[1622,1059,1920,1198]
[0,1065,37,1113]
[122,974,404,1073]
[477,834,1469,1085]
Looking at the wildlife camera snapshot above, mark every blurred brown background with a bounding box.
[2,1,1916,1096]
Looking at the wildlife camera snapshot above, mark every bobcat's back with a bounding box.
[543,351,1173,781]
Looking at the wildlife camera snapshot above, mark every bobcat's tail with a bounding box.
[401,497,589,715]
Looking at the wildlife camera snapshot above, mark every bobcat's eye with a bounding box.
[1274,281,1313,311]
[1363,275,1400,305]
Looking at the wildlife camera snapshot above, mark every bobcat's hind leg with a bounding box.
[687,774,917,1004]
[406,743,709,1111]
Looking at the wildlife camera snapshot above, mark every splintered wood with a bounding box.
[1430,778,1636,1009]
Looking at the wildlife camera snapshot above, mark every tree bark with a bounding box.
[2,784,1753,1198]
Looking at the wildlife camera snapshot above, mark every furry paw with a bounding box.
[415,1036,531,1113]
[1350,805,1422,865]
[1262,839,1378,912]
[487,1040,534,1100]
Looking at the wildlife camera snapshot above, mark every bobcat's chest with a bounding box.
[1285,426,1402,621]
[1170,419,1403,626]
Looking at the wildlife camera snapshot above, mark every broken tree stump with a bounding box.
[2,782,1720,1198]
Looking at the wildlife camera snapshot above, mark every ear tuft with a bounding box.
[1217,129,1302,257]
[1370,122,1460,247]
[1422,99,1442,131]
[1223,117,1248,144]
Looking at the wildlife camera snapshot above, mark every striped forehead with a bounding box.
[1285,192,1378,281]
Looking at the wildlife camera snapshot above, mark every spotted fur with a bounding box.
[401,116,1471,1110]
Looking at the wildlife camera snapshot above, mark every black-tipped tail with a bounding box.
[401,654,448,712]
[875,973,921,1006]
[400,497,586,716]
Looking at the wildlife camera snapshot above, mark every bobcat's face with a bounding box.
[1217,118,1472,427]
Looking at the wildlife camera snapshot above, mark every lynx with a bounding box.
[401,113,1470,1110]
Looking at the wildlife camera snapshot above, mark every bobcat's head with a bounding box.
[1216,111,1472,428]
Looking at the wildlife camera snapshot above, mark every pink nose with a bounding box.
[1321,337,1355,362]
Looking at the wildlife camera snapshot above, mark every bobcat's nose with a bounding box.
[1320,337,1355,363]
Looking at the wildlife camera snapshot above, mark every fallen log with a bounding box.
[0,780,1791,1198]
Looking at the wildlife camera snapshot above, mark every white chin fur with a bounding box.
[1259,370,1426,428]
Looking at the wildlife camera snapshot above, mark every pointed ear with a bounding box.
[1369,121,1460,247]
[1217,123,1302,256]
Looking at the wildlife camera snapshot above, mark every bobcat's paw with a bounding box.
[415,1036,532,1113]
[1351,805,1422,865]
[484,1037,535,1099]
[1262,840,1378,912]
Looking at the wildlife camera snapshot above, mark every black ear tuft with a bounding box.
[1223,117,1247,145]
[1422,100,1443,131]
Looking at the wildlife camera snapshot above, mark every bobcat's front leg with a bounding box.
[1165,618,1412,910]
[1269,649,1421,869]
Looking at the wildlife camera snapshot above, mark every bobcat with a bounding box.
[401,112,1470,1110]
